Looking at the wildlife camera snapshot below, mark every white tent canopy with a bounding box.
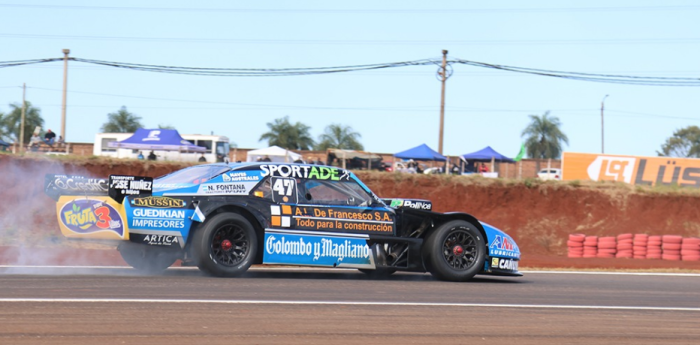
[246,145,302,163]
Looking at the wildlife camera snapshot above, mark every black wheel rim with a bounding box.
[210,223,249,267]
[441,229,478,270]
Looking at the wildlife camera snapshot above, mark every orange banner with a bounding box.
[562,152,700,188]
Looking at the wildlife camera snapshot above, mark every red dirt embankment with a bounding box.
[2,154,700,270]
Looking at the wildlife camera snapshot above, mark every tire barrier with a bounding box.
[566,233,700,261]
[682,237,700,261]
[662,235,682,261]
[647,235,662,260]
[583,235,598,258]
[567,234,585,258]
[615,233,633,259]
[633,233,648,259]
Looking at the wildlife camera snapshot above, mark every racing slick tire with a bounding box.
[422,220,486,282]
[192,212,258,277]
[358,268,397,278]
[118,242,178,273]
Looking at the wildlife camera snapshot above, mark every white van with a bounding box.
[94,133,230,163]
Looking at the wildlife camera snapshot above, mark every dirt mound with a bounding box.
[2,154,699,270]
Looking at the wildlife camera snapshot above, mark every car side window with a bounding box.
[299,179,373,207]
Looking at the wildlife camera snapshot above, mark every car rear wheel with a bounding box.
[423,220,485,282]
[118,242,178,274]
[192,212,257,277]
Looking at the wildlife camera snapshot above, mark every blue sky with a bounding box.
[1,1,699,157]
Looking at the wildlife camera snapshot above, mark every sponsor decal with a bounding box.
[291,206,394,233]
[142,234,181,246]
[490,235,520,258]
[564,152,700,188]
[495,258,518,271]
[197,182,258,195]
[260,165,350,181]
[131,196,186,208]
[402,200,432,210]
[387,199,432,210]
[60,199,124,236]
[143,130,161,141]
[263,232,373,268]
[222,171,261,182]
[491,257,499,267]
[130,208,187,229]
[50,175,108,193]
[109,175,153,197]
[389,199,404,208]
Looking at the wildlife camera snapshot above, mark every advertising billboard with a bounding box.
[562,152,700,188]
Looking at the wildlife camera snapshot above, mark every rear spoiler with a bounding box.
[44,174,153,203]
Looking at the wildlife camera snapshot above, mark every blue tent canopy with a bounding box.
[108,128,206,152]
[394,144,447,161]
[461,146,514,163]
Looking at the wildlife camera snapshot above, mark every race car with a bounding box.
[44,163,521,282]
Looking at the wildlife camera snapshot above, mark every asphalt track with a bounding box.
[0,267,699,345]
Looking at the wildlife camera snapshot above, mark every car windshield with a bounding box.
[156,165,230,185]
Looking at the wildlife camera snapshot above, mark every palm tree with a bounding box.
[259,116,315,150]
[315,124,363,151]
[101,106,143,133]
[521,111,569,159]
[2,101,45,144]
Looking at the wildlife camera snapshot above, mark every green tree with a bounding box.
[658,125,700,157]
[158,123,175,130]
[521,111,569,159]
[101,106,143,133]
[259,116,315,150]
[315,124,363,151]
[2,101,44,144]
[0,112,7,141]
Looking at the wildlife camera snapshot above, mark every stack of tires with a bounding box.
[647,235,663,260]
[596,236,617,258]
[681,238,700,261]
[567,234,585,258]
[615,233,633,258]
[662,235,683,261]
[633,234,648,259]
[583,236,598,258]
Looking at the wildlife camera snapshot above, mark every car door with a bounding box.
[262,176,389,268]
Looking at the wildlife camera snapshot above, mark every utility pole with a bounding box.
[438,49,449,155]
[60,49,70,141]
[20,83,26,152]
[601,94,609,154]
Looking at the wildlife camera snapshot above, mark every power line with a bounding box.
[3,56,700,85]
[451,58,700,86]
[3,33,700,46]
[2,4,699,14]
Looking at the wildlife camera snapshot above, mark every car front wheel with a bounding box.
[423,220,485,282]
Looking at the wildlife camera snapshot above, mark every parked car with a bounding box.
[537,168,562,180]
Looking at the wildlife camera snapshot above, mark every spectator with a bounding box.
[56,136,64,146]
[28,134,42,151]
[262,155,272,162]
[137,151,144,160]
[147,151,156,161]
[198,154,207,162]
[478,163,489,173]
[43,129,56,146]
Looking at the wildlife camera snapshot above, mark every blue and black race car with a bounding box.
[44,163,521,282]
